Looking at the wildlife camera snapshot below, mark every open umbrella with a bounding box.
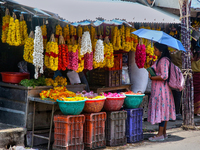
[131,28,186,52]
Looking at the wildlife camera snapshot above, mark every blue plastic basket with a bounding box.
[57,99,86,115]
[125,108,143,143]
[124,94,145,109]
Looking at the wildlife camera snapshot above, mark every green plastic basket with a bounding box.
[124,94,145,109]
[57,99,86,115]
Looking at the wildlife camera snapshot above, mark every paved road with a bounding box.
[104,128,200,150]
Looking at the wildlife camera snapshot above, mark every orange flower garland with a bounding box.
[58,36,69,71]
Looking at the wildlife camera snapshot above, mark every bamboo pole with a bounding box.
[181,0,194,126]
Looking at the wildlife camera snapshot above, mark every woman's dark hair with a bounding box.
[154,42,171,66]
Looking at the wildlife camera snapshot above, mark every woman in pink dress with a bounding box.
[148,42,176,141]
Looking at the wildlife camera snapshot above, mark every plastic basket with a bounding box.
[125,108,143,143]
[83,112,106,149]
[57,99,86,115]
[105,110,127,146]
[124,94,145,109]
[104,96,125,111]
[53,115,85,150]
[83,98,106,113]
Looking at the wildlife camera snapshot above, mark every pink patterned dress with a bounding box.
[147,57,176,124]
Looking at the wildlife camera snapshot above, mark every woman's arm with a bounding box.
[150,75,164,81]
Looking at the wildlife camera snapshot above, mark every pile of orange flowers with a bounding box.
[40,87,76,100]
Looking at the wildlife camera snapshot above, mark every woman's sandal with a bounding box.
[149,135,165,142]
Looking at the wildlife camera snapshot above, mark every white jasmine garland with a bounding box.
[33,26,44,79]
[94,39,104,63]
[81,31,92,55]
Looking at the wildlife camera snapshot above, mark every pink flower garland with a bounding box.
[67,49,78,71]
[84,52,93,70]
[135,44,146,68]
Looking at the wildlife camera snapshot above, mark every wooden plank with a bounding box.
[0,86,27,102]
[26,110,62,130]
[28,101,59,112]
[0,98,27,112]
[97,84,132,94]
[0,110,26,127]
[28,97,57,105]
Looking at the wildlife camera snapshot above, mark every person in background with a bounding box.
[170,51,183,120]
[148,42,176,142]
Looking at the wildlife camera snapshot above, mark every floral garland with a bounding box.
[120,25,125,49]
[83,26,90,33]
[63,25,70,44]
[33,26,44,79]
[90,26,96,43]
[93,39,105,69]
[70,25,76,36]
[112,26,121,50]
[55,24,62,43]
[23,32,34,63]
[104,43,114,68]
[1,9,10,43]
[44,34,59,71]
[77,26,83,38]
[84,51,93,70]
[123,26,132,52]
[41,25,47,49]
[67,45,79,71]
[6,16,21,46]
[144,44,157,68]
[135,43,146,69]
[130,28,138,52]
[76,45,84,73]
[19,15,28,45]
[81,31,92,55]
[94,39,104,63]
[58,35,69,71]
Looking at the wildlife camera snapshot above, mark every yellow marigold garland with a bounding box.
[130,27,138,52]
[144,44,157,68]
[41,25,47,49]
[76,45,84,73]
[23,34,34,63]
[83,26,90,33]
[1,9,10,43]
[63,25,70,44]
[104,43,114,68]
[55,24,62,43]
[6,16,21,46]
[45,34,59,71]
[70,25,76,36]
[77,26,83,37]
[90,26,96,43]
[19,15,28,45]
[112,26,121,50]
[45,76,67,87]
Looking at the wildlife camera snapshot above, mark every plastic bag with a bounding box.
[122,66,130,84]
[18,61,29,73]
[67,71,81,85]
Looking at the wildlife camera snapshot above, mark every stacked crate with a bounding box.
[83,112,107,149]
[53,115,85,150]
[105,110,127,146]
[125,108,143,143]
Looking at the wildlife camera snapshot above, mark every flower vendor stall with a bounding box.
[0,0,184,148]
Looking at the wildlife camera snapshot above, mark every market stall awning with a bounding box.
[5,0,180,24]
[191,0,200,10]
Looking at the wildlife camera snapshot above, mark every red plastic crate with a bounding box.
[105,110,127,146]
[53,115,85,150]
[106,54,122,71]
[83,112,106,149]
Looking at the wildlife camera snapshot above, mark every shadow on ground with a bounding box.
[144,133,185,143]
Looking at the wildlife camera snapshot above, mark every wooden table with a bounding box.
[28,96,57,150]
[90,84,132,94]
